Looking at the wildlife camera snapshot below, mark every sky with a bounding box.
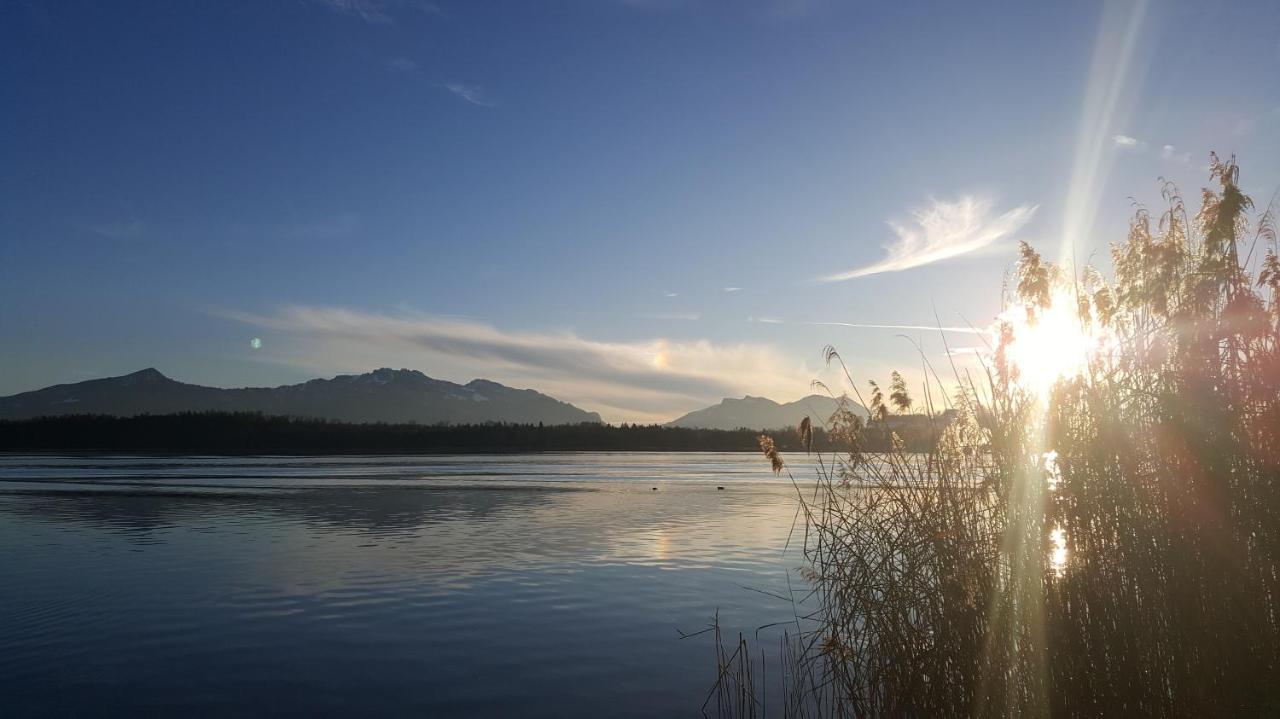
[2,0,1278,422]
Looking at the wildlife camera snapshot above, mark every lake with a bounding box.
[0,453,816,717]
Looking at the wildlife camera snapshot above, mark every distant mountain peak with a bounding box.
[129,367,168,379]
[667,393,867,431]
[118,367,174,385]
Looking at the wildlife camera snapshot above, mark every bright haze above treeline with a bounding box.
[2,0,1278,423]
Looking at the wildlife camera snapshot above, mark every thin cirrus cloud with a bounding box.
[804,321,989,335]
[1160,144,1192,164]
[276,213,360,240]
[219,306,812,423]
[444,83,496,107]
[637,312,701,321]
[1114,136,1192,163]
[1112,133,1143,148]
[1113,136,1192,163]
[752,317,990,335]
[79,220,145,239]
[225,214,360,241]
[310,0,439,23]
[820,196,1037,282]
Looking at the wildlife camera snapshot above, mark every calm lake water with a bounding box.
[0,453,816,717]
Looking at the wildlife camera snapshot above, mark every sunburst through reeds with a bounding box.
[709,154,1280,718]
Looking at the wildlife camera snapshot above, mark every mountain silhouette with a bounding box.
[0,368,603,425]
[665,394,866,431]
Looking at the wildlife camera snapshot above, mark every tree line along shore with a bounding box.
[0,410,949,454]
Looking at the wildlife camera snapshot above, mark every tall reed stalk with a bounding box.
[709,154,1280,717]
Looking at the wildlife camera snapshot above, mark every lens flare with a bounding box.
[999,288,1112,396]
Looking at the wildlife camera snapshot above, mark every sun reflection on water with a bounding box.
[1050,526,1068,578]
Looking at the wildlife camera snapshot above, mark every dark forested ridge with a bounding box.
[0,411,949,454]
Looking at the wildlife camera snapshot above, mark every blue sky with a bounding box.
[2,0,1278,421]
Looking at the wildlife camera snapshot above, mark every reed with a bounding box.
[708,154,1280,717]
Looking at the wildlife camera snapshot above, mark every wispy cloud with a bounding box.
[1160,144,1191,164]
[663,291,680,298]
[618,0,688,10]
[821,197,1037,281]
[1112,133,1143,148]
[620,0,827,17]
[270,213,360,240]
[753,317,989,335]
[637,312,701,321]
[804,321,989,335]
[310,0,439,24]
[218,306,811,422]
[220,214,360,242]
[79,220,145,239]
[757,0,831,20]
[721,287,742,293]
[444,83,496,107]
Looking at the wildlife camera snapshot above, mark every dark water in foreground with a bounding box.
[0,454,812,717]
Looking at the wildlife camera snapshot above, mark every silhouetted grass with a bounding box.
[709,154,1280,717]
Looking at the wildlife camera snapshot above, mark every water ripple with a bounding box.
[0,453,813,717]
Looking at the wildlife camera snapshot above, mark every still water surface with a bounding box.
[0,453,815,717]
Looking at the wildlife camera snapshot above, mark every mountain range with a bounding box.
[665,394,867,431]
[0,368,602,425]
[0,369,873,430]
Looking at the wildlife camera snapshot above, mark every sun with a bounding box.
[1000,287,1109,396]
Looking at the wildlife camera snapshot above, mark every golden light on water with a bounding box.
[1044,452,1068,576]
[1050,526,1068,578]
[1042,450,1061,491]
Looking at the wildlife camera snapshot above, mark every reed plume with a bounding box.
[708,154,1280,718]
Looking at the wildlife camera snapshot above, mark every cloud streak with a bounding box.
[1160,144,1191,164]
[311,0,438,23]
[803,321,990,335]
[637,312,701,321]
[821,197,1037,281]
[444,83,496,107]
[753,316,989,335]
[80,220,144,239]
[219,306,811,422]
